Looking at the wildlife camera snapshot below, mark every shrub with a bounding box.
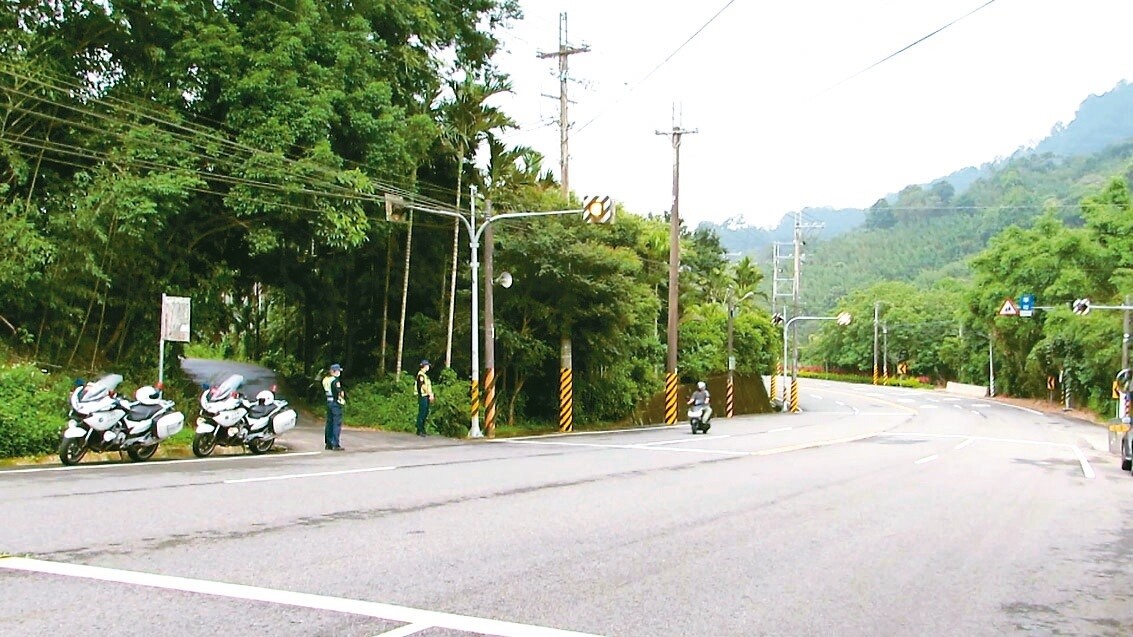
[0,365,75,457]
[345,368,469,438]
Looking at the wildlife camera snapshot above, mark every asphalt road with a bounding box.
[3,378,1132,636]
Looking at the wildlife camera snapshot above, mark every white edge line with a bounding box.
[375,623,432,637]
[0,557,600,637]
[1,451,323,475]
[224,465,397,484]
[767,427,792,433]
[914,454,939,464]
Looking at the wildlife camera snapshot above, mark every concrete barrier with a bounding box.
[945,381,988,398]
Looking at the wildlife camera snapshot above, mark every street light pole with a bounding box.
[782,313,852,412]
[389,198,586,437]
[873,302,880,385]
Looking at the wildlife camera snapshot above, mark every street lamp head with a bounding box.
[836,312,852,326]
[496,271,513,289]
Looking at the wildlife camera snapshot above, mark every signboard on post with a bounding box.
[1019,293,1034,318]
[159,294,191,389]
[161,295,192,342]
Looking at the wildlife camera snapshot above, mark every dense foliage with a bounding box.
[0,1,780,452]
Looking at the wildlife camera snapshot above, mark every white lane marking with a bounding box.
[375,623,430,636]
[507,432,885,458]
[635,436,731,447]
[751,432,881,456]
[501,424,677,440]
[224,465,397,484]
[0,451,323,475]
[920,405,939,409]
[968,404,987,409]
[1071,446,1096,480]
[881,432,1094,479]
[767,427,793,433]
[0,558,599,637]
[955,438,975,450]
[503,439,750,456]
[996,403,1043,416]
[835,401,847,407]
[810,394,824,400]
[915,454,939,465]
[897,398,916,403]
[853,412,909,417]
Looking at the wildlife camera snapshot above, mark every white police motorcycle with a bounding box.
[59,374,185,465]
[193,374,296,457]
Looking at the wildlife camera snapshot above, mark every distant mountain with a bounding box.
[705,80,1133,258]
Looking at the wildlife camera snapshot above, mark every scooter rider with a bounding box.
[688,381,712,424]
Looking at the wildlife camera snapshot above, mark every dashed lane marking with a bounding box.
[0,451,323,476]
[881,432,1093,479]
[0,557,600,637]
[915,454,939,465]
[224,465,397,484]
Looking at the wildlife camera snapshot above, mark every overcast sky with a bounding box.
[490,0,1133,229]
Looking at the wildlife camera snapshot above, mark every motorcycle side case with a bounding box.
[156,412,185,439]
[195,417,216,434]
[271,409,297,435]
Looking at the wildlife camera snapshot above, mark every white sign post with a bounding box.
[159,294,191,389]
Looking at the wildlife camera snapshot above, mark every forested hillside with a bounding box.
[711,81,1133,257]
[799,142,1133,314]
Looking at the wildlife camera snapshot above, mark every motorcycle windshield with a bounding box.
[78,374,124,402]
[207,374,244,401]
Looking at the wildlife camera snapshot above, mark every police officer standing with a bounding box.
[323,363,345,450]
[415,360,434,437]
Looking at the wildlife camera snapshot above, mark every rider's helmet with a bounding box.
[697,381,706,390]
[135,385,161,405]
[255,389,274,404]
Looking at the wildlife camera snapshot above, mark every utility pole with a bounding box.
[538,12,588,198]
[788,211,822,391]
[656,116,696,426]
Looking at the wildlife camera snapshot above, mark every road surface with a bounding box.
[3,379,1131,636]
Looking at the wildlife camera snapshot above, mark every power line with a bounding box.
[818,0,1000,95]
[575,0,739,135]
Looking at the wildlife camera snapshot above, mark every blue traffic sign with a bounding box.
[1019,294,1034,311]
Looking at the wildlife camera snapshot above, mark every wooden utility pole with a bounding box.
[656,118,696,425]
[538,12,588,198]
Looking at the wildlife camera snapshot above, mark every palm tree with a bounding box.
[436,69,515,368]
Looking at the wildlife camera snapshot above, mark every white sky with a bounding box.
[491,0,1133,228]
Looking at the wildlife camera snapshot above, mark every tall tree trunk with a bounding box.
[379,234,393,374]
[396,211,414,376]
[444,164,463,368]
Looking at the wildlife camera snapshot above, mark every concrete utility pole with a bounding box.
[538,12,588,198]
[656,116,696,425]
[788,212,822,389]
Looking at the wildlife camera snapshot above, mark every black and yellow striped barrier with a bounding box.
[484,368,496,437]
[470,378,480,424]
[664,372,678,425]
[770,362,780,405]
[789,377,800,413]
[726,376,735,418]
[558,367,573,432]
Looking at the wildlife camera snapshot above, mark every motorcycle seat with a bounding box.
[127,403,164,421]
[248,403,276,419]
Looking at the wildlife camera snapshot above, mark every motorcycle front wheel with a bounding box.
[127,443,158,462]
[192,432,217,458]
[247,437,274,455]
[58,437,88,466]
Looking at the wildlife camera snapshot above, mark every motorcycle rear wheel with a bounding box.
[127,443,158,462]
[58,438,87,466]
[192,432,217,458]
[247,437,274,455]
